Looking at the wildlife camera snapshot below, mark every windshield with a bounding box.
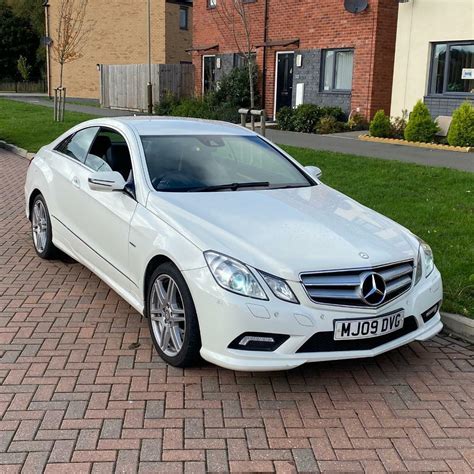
[141,135,313,192]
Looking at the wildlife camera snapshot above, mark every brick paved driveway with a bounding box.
[1,149,473,473]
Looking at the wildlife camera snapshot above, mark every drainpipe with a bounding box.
[43,1,52,98]
[261,0,269,111]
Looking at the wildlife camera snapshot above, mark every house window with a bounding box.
[203,55,216,93]
[179,7,188,30]
[430,41,474,94]
[208,0,217,8]
[322,49,354,92]
[233,52,256,68]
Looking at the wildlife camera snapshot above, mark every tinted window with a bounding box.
[141,135,313,192]
[56,127,99,163]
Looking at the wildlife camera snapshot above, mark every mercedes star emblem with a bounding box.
[360,272,386,306]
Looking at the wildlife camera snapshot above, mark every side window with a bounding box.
[86,128,133,180]
[55,127,100,163]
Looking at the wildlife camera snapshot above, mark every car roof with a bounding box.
[85,116,255,136]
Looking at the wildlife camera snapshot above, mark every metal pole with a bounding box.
[147,0,153,114]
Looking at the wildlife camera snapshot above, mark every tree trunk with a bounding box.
[59,62,64,89]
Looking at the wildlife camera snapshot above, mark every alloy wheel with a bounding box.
[149,274,186,357]
[32,199,48,253]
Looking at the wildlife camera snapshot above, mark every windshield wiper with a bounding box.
[188,181,270,192]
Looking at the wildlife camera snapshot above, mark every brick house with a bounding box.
[191,0,398,120]
[45,0,193,99]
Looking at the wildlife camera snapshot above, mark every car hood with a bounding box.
[146,184,418,281]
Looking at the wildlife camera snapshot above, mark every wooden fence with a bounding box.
[0,81,46,93]
[100,64,194,112]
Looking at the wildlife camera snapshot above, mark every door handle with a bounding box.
[72,176,80,189]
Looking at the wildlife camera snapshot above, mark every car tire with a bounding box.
[146,262,201,367]
[31,194,57,260]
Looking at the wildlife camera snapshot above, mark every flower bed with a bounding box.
[359,134,473,153]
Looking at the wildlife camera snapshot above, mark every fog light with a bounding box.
[228,332,289,352]
[421,301,441,323]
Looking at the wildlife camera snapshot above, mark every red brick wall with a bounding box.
[192,0,398,119]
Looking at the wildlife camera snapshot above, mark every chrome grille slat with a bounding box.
[386,276,412,294]
[307,288,360,300]
[379,264,413,281]
[301,260,414,307]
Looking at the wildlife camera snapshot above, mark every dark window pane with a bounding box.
[179,7,188,30]
[447,44,474,93]
[203,56,216,93]
[431,44,446,94]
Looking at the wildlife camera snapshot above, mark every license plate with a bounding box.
[334,310,405,340]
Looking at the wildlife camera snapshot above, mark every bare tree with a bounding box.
[52,0,94,90]
[214,0,256,112]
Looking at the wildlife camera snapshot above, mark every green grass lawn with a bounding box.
[0,98,95,152]
[1,98,472,317]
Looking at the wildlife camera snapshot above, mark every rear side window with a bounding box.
[55,127,99,163]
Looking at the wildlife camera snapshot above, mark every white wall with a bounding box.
[391,0,474,117]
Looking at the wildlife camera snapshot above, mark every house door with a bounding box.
[275,52,294,114]
[202,55,216,93]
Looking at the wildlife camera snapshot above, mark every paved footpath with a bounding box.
[0,149,473,473]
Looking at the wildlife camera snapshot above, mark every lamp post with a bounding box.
[147,0,153,114]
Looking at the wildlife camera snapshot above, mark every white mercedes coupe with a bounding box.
[25,117,443,370]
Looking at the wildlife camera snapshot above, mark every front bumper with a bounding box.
[183,266,443,371]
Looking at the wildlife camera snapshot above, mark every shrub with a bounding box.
[316,116,338,134]
[214,64,259,108]
[213,102,241,124]
[171,97,213,119]
[447,102,474,147]
[347,113,369,131]
[154,91,179,116]
[404,100,438,143]
[276,106,295,131]
[293,104,321,133]
[369,110,392,138]
[390,110,408,139]
[319,106,346,122]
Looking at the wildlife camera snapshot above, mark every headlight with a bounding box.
[260,271,299,304]
[414,238,434,284]
[204,251,267,300]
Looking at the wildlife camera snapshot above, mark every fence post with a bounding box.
[238,108,249,128]
[250,109,266,137]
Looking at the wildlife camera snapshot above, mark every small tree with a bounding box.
[404,100,438,143]
[447,102,474,147]
[214,1,257,116]
[17,55,31,82]
[53,0,93,90]
[369,110,392,138]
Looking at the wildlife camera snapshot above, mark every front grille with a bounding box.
[301,260,414,308]
[296,316,418,353]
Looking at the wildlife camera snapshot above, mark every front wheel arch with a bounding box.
[28,189,42,221]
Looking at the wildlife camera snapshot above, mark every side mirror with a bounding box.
[88,171,126,192]
[305,166,322,180]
